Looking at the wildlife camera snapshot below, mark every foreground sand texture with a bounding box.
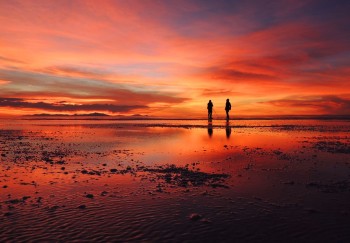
[1,119,350,242]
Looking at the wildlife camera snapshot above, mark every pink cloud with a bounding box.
[0,80,11,85]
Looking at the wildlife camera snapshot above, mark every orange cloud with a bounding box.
[0,80,10,85]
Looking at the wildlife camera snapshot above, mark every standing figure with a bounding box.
[207,100,213,120]
[225,98,231,121]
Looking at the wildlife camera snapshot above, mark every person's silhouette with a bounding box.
[207,100,213,120]
[225,98,231,121]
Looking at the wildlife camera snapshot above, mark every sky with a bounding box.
[0,0,350,118]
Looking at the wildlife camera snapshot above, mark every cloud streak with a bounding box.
[0,68,187,105]
[261,95,350,115]
[0,97,146,113]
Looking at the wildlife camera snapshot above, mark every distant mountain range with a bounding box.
[29,112,110,117]
[23,113,154,120]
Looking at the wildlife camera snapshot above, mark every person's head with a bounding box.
[209,100,211,102]
[226,98,229,102]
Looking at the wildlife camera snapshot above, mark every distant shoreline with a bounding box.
[15,116,350,121]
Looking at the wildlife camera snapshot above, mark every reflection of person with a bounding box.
[225,122,231,138]
[208,122,213,137]
[225,98,231,121]
[207,100,213,120]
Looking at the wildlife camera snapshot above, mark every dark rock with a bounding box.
[140,164,229,188]
[4,212,13,217]
[273,150,282,155]
[6,199,21,204]
[189,213,202,221]
[49,205,60,211]
[211,183,229,189]
[306,180,350,193]
[200,218,212,223]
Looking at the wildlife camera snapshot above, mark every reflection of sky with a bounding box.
[3,119,348,167]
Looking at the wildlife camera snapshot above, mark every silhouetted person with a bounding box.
[225,98,231,121]
[225,122,231,138]
[208,122,213,137]
[207,100,213,120]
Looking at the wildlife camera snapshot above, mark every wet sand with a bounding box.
[1,119,350,242]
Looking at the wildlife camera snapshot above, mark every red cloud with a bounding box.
[261,95,350,115]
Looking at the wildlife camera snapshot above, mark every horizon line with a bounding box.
[0,114,349,121]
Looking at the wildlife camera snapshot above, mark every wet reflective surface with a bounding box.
[1,119,350,241]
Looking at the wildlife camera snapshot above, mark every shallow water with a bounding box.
[1,119,350,242]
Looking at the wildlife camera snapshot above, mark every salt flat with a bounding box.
[1,119,349,242]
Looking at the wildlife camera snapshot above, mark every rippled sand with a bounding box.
[1,119,350,242]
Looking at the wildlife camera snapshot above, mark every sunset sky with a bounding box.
[0,0,349,118]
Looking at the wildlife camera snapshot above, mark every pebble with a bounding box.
[189,213,202,221]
